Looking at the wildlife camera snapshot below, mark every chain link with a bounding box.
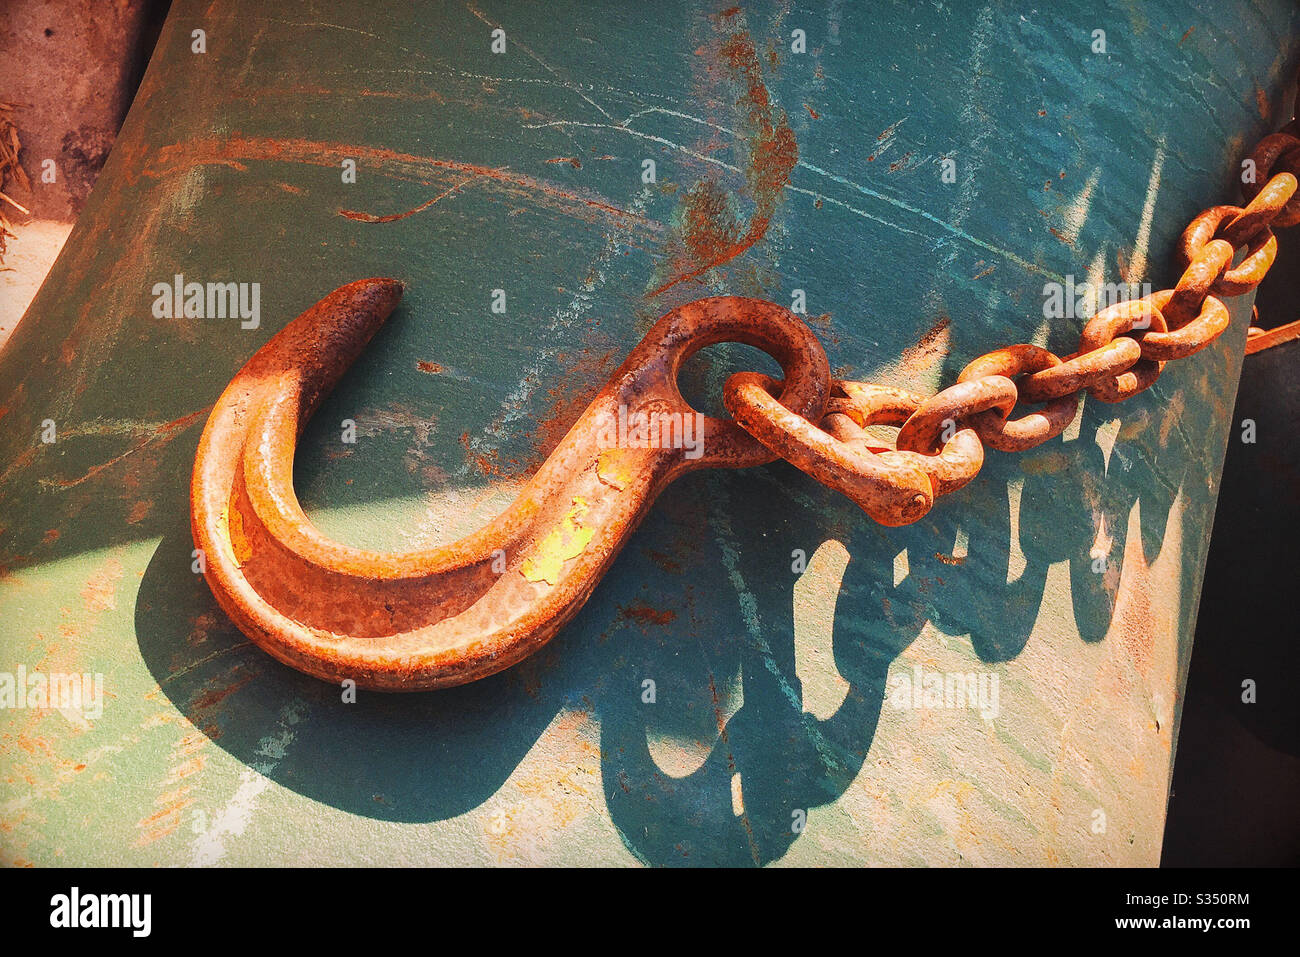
[956,345,1079,452]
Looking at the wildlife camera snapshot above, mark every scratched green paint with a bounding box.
[1,0,1296,865]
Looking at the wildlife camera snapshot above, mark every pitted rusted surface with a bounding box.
[826,380,985,496]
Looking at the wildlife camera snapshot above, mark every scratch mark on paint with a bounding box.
[526,116,1063,280]
[648,10,797,297]
[339,175,478,223]
[23,407,210,492]
[707,472,856,782]
[469,185,652,462]
[464,2,614,121]
[145,136,654,232]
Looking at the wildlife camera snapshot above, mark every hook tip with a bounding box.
[363,276,405,300]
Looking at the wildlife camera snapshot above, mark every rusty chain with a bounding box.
[194,79,1300,690]
[726,103,1300,527]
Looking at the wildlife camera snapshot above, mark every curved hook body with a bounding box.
[192,280,829,690]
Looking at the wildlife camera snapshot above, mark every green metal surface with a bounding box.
[1,0,1296,866]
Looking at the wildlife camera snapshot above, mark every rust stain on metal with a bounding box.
[459,430,507,477]
[79,558,124,613]
[649,7,797,297]
[339,177,477,223]
[645,548,684,574]
[36,407,209,491]
[619,601,677,626]
[531,348,616,464]
[898,315,951,378]
[888,152,914,172]
[1255,84,1271,122]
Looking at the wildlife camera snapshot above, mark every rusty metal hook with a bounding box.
[191,280,830,690]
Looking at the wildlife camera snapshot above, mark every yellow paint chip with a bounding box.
[596,449,635,490]
[520,497,596,586]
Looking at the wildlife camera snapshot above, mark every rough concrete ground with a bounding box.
[0,0,168,348]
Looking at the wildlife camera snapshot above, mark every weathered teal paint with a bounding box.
[1,0,1296,865]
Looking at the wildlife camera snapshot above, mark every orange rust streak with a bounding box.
[897,315,952,378]
[649,14,797,299]
[147,135,646,226]
[228,84,449,106]
[41,406,211,490]
[169,756,205,781]
[190,672,255,717]
[648,216,772,298]
[620,601,677,626]
[134,806,188,846]
[339,176,478,223]
[1255,85,1271,122]
[137,802,192,829]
